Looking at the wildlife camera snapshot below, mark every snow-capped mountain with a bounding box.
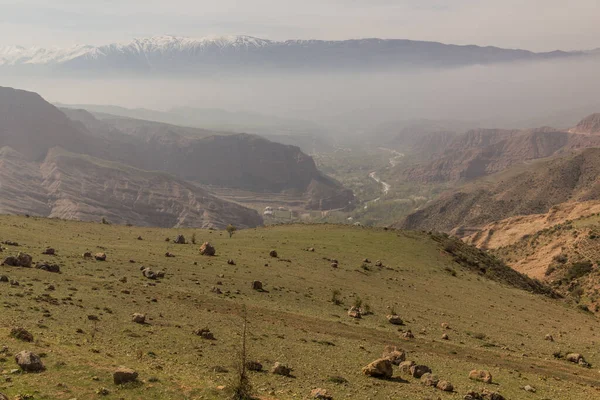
[0,35,584,75]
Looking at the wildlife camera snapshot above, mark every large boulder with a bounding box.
[113,367,138,385]
[362,358,393,379]
[199,242,216,256]
[15,350,45,372]
[382,345,406,365]
[17,253,32,267]
[469,369,493,384]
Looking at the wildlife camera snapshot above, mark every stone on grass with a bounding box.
[10,327,33,342]
[246,361,263,371]
[437,380,454,392]
[410,364,432,379]
[15,351,45,372]
[382,345,406,365]
[311,388,333,399]
[199,242,216,256]
[132,313,146,324]
[252,280,263,291]
[398,360,415,374]
[95,253,107,261]
[174,235,186,244]
[420,372,439,387]
[113,367,138,385]
[469,369,493,383]
[269,250,278,258]
[386,315,403,325]
[271,362,291,376]
[362,358,393,379]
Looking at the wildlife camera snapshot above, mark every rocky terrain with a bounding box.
[0,216,598,399]
[400,147,600,233]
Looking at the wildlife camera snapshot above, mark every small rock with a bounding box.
[311,388,333,399]
[10,327,34,342]
[386,315,403,325]
[42,248,55,255]
[251,280,263,291]
[269,250,278,258]
[174,235,186,244]
[469,369,492,384]
[271,362,291,376]
[113,367,138,385]
[410,364,432,379]
[441,333,449,340]
[523,385,536,393]
[227,259,236,265]
[94,253,106,261]
[420,372,439,387]
[437,380,454,392]
[246,361,263,371]
[131,313,146,324]
[544,334,554,342]
[382,345,406,365]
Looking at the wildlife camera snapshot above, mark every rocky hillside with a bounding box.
[396,126,600,183]
[1,87,353,212]
[0,147,262,228]
[570,113,600,134]
[400,148,600,233]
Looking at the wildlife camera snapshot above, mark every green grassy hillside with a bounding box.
[0,216,599,399]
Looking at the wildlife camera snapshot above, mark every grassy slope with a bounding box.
[0,216,599,399]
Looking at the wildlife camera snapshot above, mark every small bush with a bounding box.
[566,261,593,281]
[553,254,568,264]
[331,290,342,305]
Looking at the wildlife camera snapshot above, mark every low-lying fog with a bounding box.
[2,56,600,135]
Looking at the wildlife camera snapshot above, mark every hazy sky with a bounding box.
[0,0,598,51]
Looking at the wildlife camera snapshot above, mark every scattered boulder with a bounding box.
[252,280,263,291]
[363,258,371,263]
[10,327,33,342]
[131,313,146,324]
[441,322,450,329]
[174,235,186,244]
[420,372,439,387]
[469,369,493,384]
[137,236,143,240]
[199,242,216,256]
[362,358,393,379]
[0,275,8,282]
[410,364,432,379]
[36,263,60,273]
[269,250,278,258]
[544,334,554,342]
[246,361,263,372]
[375,260,383,267]
[95,253,107,261]
[330,262,338,268]
[83,252,92,258]
[42,248,55,255]
[386,315,403,325]
[307,247,315,252]
[2,240,18,246]
[398,360,416,375]
[1,256,18,266]
[271,362,291,376]
[402,330,414,339]
[437,380,454,392]
[311,388,333,399]
[17,253,32,267]
[227,259,236,265]
[113,367,138,385]
[441,333,449,340]
[142,268,157,279]
[193,328,215,340]
[15,350,45,372]
[382,345,406,365]
[211,286,222,294]
[165,252,175,258]
[566,353,583,364]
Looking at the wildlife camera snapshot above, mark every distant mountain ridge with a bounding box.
[0,35,585,74]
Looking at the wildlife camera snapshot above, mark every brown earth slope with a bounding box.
[0,147,263,228]
[399,148,600,233]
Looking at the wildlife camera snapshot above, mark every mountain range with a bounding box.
[0,35,590,75]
